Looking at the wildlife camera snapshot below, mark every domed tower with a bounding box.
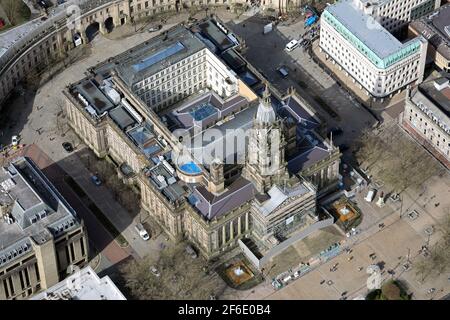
[243,84,289,194]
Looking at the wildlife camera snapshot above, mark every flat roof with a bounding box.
[114,26,206,87]
[75,79,114,114]
[414,77,450,124]
[30,266,126,300]
[109,106,136,130]
[0,157,80,268]
[410,4,450,60]
[325,0,418,59]
[196,20,235,53]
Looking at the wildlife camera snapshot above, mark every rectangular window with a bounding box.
[34,263,40,282]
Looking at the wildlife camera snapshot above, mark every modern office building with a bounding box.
[409,3,450,72]
[30,266,126,300]
[0,157,88,300]
[351,0,440,35]
[319,0,428,98]
[402,76,450,168]
[64,19,340,265]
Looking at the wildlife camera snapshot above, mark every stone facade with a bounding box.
[0,0,302,107]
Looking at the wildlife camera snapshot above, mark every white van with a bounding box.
[285,39,299,52]
[135,223,150,241]
[365,189,376,202]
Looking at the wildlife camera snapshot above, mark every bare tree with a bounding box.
[2,0,20,25]
[120,243,227,300]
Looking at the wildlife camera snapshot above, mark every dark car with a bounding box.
[62,142,73,153]
[37,0,52,9]
[91,175,102,186]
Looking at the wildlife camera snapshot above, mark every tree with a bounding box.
[381,281,401,300]
[120,243,227,300]
[2,0,19,25]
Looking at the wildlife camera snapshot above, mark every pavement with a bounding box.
[225,169,450,300]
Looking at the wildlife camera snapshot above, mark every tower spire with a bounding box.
[255,83,276,125]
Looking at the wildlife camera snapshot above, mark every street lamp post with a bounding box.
[399,193,403,219]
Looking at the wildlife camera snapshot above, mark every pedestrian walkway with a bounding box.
[20,144,131,265]
[56,147,153,259]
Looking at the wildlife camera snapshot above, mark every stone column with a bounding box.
[230,220,234,240]
[245,212,249,231]
[99,22,106,35]
[56,31,65,58]
[80,31,88,44]
[238,216,242,236]
[222,225,226,246]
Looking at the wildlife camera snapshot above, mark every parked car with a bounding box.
[150,266,160,277]
[285,39,299,52]
[62,142,74,153]
[277,66,289,78]
[148,25,162,32]
[135,223,150,241]
[11,135,19,146]
[90,175,102,186]
[37,0,52,9]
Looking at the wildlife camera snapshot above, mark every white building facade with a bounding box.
[319,0,428,98]
[402,78,450,168]
[130,48,238,112]
[353,0,440,34]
